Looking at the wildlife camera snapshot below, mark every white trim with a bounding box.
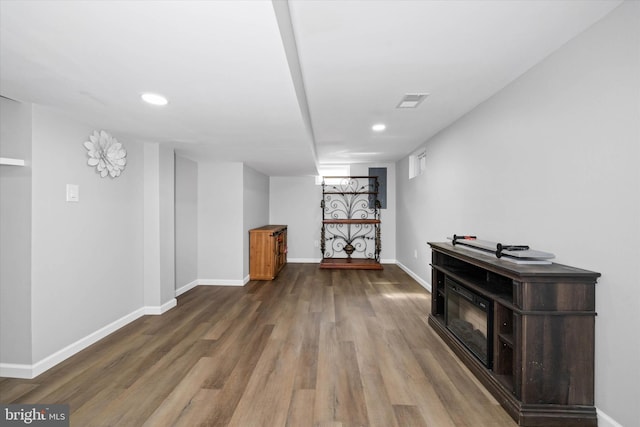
[175,280,198,297]
[0,298,179,379]
[144,298,177,315]
[288,258,321,263]
[597,408,624,427]
[0,157,25,166]
[396,261,431,292]
[381,258,397,264]
[0,307,147,379]
[0,363,33,379]
[199,278,246,287]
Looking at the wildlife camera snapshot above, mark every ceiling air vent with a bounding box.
[396,93,429,109]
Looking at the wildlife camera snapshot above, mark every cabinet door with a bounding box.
[493,303,516,395]
[432,269,445,317]
[250,231,275,280]
[275,229,287,271]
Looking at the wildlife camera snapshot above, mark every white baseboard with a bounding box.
[396,261,431,292]
[597,408,624,427]
[177,277,250,292]
[0,363,33,379]
[1,307,147,379]
[144,298,177,315]
[199,278,247,286]
[175,279,198,297]
[0,298,178,379]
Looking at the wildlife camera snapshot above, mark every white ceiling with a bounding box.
[0,0,622,176]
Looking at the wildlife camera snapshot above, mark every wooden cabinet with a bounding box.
[249,225,287,280]
[428,242,600,427]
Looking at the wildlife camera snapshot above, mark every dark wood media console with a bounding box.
[428,242,600,427]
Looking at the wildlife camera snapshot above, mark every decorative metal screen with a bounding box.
[320,176,381,262]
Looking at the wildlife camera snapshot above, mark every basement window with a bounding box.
[316,165,351,185]
[409,149,426,179]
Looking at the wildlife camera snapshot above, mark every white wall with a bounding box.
[30,105,146,363]
[175,155,198,290]
[0,97,33,364]
[243,165,269,277]
[270,176,322,261]
[270,167,395,263]
[197,162,244,282]
[396,3,639,426]
[196,162,269,283]
[1,101,177,377]
[143,143,176,307]
[350,163,397,262]
[396,158,430,286]
[144,144,162,307]
[159,145,175,304]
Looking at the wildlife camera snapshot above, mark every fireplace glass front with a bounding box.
[445,277,493,368]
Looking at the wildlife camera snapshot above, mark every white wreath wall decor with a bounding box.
[83,130,127,178]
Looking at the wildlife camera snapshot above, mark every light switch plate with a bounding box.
[66,184,79,202]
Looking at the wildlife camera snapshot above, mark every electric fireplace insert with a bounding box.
[445,276,493,368]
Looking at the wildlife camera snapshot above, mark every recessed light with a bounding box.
[372,123,386,132]
[141,93,168,106]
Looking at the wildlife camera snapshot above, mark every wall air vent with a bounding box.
[396,93,429,109]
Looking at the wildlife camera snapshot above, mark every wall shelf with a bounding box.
[0,157,25,166]
[320,176,382,269]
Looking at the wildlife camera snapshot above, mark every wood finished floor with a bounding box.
[0,264,517,427]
